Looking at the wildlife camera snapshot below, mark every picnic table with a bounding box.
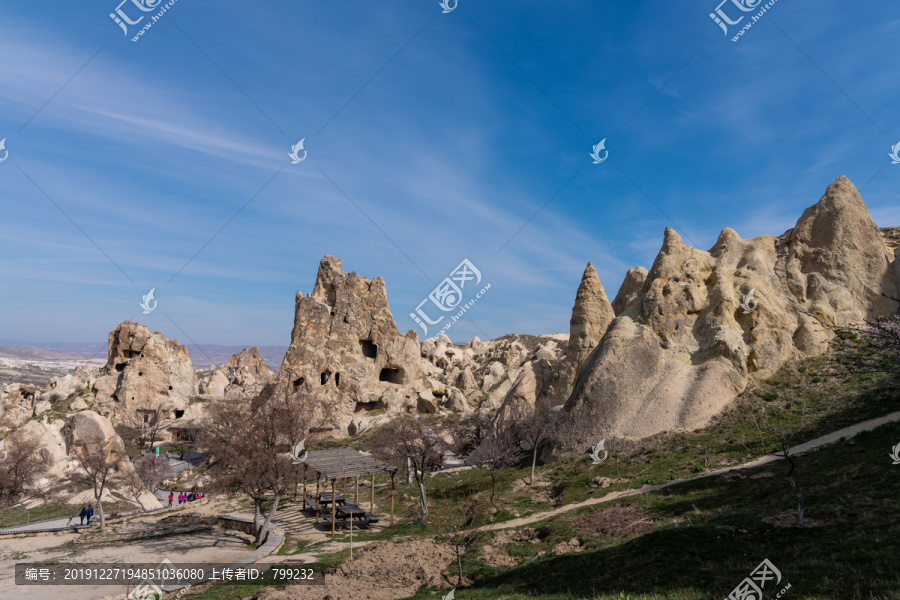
[323,503,380,529]
[318,492,345,505]
[305,492,347,515]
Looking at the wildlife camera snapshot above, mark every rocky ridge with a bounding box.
[550,176,900,456]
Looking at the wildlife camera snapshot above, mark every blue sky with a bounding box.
[1,0,898,351]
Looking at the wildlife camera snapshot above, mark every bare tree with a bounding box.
[374,416,446,518]
[603,437,635,482]
[145,403,175,453]
[0,434,47,512]
[427,493,489,586]
[65,440,125,532]
[508,406,559,486]
[120,456,174,509]
[204,384,325,545]
[136,456,174,493]
[120,403,174,455]
[833,314,900,377]
[743,395,813,526]
[450,411,493,458]
[119,469,151,512]
[465,417,521,511]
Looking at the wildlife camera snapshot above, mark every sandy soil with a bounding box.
[256,539,456,600]
[0,508,257,600]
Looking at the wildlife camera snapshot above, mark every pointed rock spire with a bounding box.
[567,262,615,364]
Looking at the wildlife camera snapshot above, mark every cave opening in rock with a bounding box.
[354,400,384,413]
[360,339,378,359]
[174,410,184,419]
[115,363,126,372]
[123,350,139,359]
[379,367,404,384]
[293,376,305,389]
[321,371,332,385]
[335,373,341,386]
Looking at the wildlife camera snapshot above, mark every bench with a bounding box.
[322,513,377,529]
[304,499,320,513]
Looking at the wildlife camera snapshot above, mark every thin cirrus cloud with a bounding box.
[0,0,898,346]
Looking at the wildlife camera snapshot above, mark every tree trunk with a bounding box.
[257,492,281,546]
[788,474,804,526]
[252,498,262,537]
[418,481,428,517]
[530,445,538,486]
[489,469,499,510]
[456,549,463,586]
[97,497,106,532]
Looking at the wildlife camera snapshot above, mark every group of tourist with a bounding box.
[167,491,203,506]
[77,505,94,525]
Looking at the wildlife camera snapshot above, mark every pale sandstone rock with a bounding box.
[551,177,899,456]
[443,386,470,413]
[548,263,616,406]
[198,347,276,398]
[453,366,479,394]
[277,256,427,434]
[496,359,553,420]
[92,321,196,423]
[69,397,89,411]
[611,266,649,316]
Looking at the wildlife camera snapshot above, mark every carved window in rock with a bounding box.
[360,339,378,359]
[379,367,404,385]
[136,409,157,425]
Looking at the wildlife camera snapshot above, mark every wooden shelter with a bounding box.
[302,448,398,536]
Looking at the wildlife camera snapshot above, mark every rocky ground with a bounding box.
[256,539,456,600]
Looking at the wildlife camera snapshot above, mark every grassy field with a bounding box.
[170,356,900,599]
[405,419,900,599]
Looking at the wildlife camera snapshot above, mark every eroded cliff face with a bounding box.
[547,262,616,407]
[92,321,197,423]
[277,256,428,433]
[551,177,899,456]
[198,347,275,399]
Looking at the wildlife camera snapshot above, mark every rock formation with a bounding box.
[92,321,197,424]
[611,267,648,315]
[9,410,160,510]
[548,263,616,405]
[198,347,276,398]
[278,256,430,433]
[550,177,900,456]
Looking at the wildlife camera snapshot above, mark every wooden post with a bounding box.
[355,476,359,504]
[349,506,353,561]
[371,473,375,512]
[343,478,346,496]
[303,465,307,505]
[315,473,320,522]
[390,472,395,527]
[331,480,337,537]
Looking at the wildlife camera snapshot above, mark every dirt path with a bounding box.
[477,409,900,532]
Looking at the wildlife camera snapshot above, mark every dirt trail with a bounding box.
[477,409,900,532]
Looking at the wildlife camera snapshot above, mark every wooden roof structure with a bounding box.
[304,448,397,480]
[302,448,399,535]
